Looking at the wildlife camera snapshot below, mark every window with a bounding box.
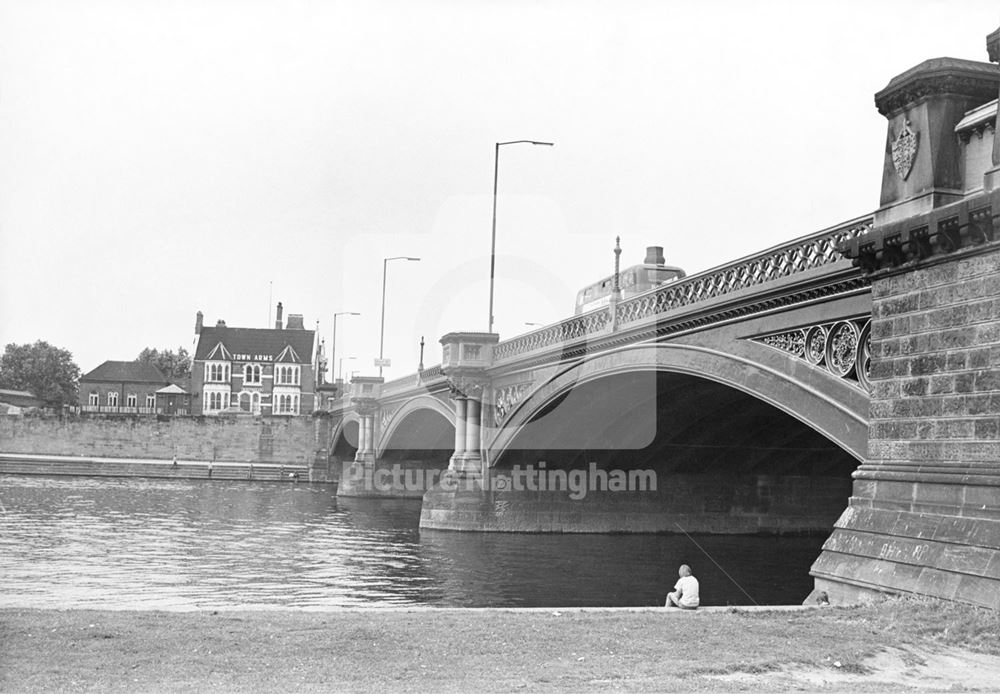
[107,392,119,407]
[205,362,230,383]
[208,391,226,410]
[244,364,262,385]
[275,365,300,386]
[146,394,156,408]
[275,393,300,415]
[126,393,137,408]
[89,392,99,406]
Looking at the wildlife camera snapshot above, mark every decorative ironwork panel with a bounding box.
[752,318,871,392]
[494,382,532,425]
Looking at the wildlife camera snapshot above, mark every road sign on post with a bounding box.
[373,358,391,368]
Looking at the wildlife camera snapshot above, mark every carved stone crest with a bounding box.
[891,120,918,181]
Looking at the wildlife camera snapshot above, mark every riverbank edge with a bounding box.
[0,452,333,483]
[2,600,998,693]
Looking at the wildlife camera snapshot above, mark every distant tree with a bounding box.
[0,341,80,406]
[136,347,192,380]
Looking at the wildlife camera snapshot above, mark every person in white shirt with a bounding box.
[665,564,700,609]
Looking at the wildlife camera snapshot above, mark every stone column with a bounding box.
[452,397,467,457]
[465,398,481,457]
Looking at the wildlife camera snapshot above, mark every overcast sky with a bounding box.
[2,1,998,380]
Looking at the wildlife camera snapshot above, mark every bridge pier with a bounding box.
[816,33,1000,609]
[337,376,386,497]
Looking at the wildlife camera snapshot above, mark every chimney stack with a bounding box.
[216,319,226,328]
[286,314,305,330]
[644,246,665,266]
[195,311,203,335]
[275,302,283,330]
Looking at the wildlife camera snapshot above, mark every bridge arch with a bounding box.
[331,412,361,454]
[488,341,868,465]
[375,394,454,460]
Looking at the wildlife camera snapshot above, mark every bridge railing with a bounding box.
[493,214,873,363]
[380,366,446,399]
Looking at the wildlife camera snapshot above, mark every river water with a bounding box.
[0,475,826,609]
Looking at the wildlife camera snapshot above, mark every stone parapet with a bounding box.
[839,189,999,274]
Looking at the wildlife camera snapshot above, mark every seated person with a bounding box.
[665,564,699,609]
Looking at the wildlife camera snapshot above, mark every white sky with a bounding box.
[2,0,998,379]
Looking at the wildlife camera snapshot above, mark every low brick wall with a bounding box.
[0,415,320,466]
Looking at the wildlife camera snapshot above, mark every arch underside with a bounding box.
[490,342,868,466]
[376,396,455,466]
[331,416,360,458]
[376,395,454,460]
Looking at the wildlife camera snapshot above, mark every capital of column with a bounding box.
[445,371,491,400]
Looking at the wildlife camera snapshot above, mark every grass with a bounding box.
[0,598,997,692]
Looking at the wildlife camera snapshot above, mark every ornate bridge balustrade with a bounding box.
[492,215,872,368]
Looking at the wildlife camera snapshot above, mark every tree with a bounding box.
[136,347,192,381]
[0,341,81,407]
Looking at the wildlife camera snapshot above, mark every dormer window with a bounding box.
[205,361,230,383]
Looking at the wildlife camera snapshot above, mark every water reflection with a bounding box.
[0,475,824,609]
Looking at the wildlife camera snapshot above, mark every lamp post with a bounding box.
[379,256,421,377]
[339,356,356,383]
[332,311,360,383]
[488,139,554,334]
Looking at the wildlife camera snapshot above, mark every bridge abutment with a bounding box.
[813,235,1000,608]
[817,31,1000,607]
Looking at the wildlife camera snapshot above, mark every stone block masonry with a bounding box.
[813,242,1000,609]
[0,415,320,468]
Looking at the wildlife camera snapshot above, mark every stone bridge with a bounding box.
[327,27,1000,609]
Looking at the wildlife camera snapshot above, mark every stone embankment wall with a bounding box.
[0,415,322,466]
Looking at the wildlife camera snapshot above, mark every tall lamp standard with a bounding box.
[488,139,554,334]
[379,256,421,377]
[332,311,360,383]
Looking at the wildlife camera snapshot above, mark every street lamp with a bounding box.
[488,139,554,334]
[339,356,356,383]
[332,311,360,383]
[379,256,421,377]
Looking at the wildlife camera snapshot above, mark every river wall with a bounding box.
[0,416,334,480]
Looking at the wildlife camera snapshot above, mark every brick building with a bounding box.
[79,361,172,414]
[191,303,317,416]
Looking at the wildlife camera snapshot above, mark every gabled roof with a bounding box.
[194,326,314,364]
[81,361,169,384]
[275,345,302,363]
[156,383,189,395]
[204,341,233,361]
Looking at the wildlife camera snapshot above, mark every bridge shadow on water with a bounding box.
[416,528,826,607]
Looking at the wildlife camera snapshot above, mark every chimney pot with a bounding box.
[275,302,283,330]
[644,246,665,266]
[195,311,203,334]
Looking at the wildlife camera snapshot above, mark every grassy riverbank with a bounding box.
[2,598,998,692]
